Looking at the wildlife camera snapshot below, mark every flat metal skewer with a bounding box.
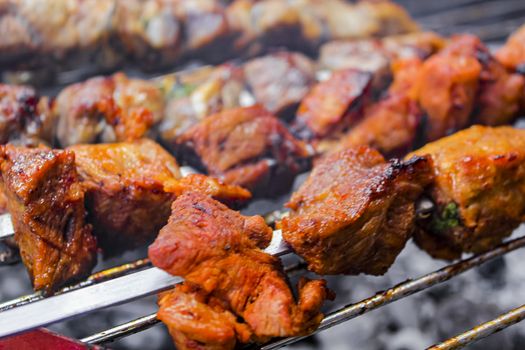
[0,229,290,339]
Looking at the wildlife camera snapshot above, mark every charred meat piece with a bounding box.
[0,84,54,146]
[175,105,311,197]
[70,139,251,254]
[278,146,433,275]
[292,69,372,140]
[151,192,331,349]
[244,52,316,118]
[158,65,245,145]
[412,35,482,141]
[496,24,525,72]
[408,126,525,260]
[0,145,97,293]
[318,57,424,157]
[69,139,181,254]
[55,72,164,147]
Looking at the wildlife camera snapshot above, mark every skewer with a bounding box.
[0,229,290,338]
[427,304,525,350]
[77,235,525,347]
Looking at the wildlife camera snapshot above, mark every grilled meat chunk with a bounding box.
[151,192,331,349]
[244,52,316,118]
[0,145,97,293]
[292,69,372,140]
[325,94,422,158]
[408,126,525,260]
[317,57,424,157]
[69,139,181,254]
[0,84,54,146]
[175,105,311,197]
[158,65,245,145]
[412,35,482,141]
[55,73,164,147]
[70,139,250,254]
[496,24,525,72]
[278,146,433,275]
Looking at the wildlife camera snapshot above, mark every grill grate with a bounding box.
[1,1,525,349]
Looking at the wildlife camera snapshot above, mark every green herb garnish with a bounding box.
[430,202,460,234]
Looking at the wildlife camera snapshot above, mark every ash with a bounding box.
[2,174,525,350]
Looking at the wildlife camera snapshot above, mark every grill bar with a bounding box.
[427,304,525,350]
[77,235,525,348]
[260,235,525,350]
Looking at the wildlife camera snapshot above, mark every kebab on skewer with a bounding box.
[0,0,418,80]
[0,140,250,293]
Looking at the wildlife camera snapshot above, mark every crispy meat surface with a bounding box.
[0,84,54,146]
[412,35,482,141]
[175,105,310,197]
[244,52,315,118]
[317,57,424,157]
[408,126,525,260]
[70,139,251,254]
[292,69,372,140]
[0,145,97,293]
[324,93,421,158]
[474,46,524,126]
[151,192,331,349]
[69,139,181,254]
[496,24,525,72]
[55,73,164,147]
[278,146,433,275]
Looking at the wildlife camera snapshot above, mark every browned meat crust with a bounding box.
[0,84,54,146]
[408,126,525,260]
[292,69,372,140]
[243,52,316,118]
[69,139,181,255]
[278,146,433,275]
[70,139,251,255]
[412,35,482,142]
[175,105,310,197]
[55,73,164,147]
[150,192,331,349]
[0,145,97,293]
[315,57,423,157]
[496,24,525,72]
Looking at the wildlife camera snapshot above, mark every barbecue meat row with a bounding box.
[150,192,332,350]
[0,140,250,292]
[0,0,417,77]
[279,126,525,280]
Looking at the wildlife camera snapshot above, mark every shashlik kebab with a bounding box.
[0,31,446,197]
[0,140,250,293]
[0,0,418,83]
[1,26,525,293]
[149,125,525,349]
